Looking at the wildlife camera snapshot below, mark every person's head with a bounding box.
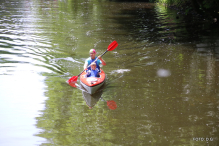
[89,49,96,59]
[90,62,96,70]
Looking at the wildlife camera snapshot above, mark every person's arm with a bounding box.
[98,56,106,66]
[84,61,88,69]
[96,69,100,77]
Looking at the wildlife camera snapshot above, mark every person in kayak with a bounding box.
[86,62,100,77]
[83,49,106,71]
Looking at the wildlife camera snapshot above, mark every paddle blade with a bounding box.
[107,41,118,51]
[67,76,78,88]
[68,76,78,83]
[107,100,117,110]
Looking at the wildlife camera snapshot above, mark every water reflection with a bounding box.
[80,85,103,109]
[114,3,219,44]
[1,0,219,145]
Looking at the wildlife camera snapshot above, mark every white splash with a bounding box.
[110,69,131,74]
[50,57,82,64]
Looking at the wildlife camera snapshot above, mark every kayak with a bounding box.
[80,69,105,94]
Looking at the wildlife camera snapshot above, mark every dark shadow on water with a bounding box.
[112,2,219,44]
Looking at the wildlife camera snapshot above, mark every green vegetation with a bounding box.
[156,0,219,21]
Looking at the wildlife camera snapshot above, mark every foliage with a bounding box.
[156,0,219,19]
[155,0,182,6]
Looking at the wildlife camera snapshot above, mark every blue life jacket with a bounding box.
[87,57,101,71]
[87,69,100,77]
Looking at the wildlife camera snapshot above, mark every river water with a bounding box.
[0,0,219,145]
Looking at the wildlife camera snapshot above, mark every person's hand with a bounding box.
[98,56,102,60]
[98,55,106,66]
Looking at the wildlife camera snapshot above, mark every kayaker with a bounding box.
[83,49,106,71]
[86,62,100,77]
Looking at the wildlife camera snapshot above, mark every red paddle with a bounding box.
[100,97,117,110]
[67,40,118,86]
[107,100,117,110]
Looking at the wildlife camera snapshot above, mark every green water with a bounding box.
[0,0,218,145]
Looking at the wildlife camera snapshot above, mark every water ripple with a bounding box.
[0,5,64,75]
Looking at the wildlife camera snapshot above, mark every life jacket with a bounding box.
[87,57,101,71]
[87,69,100,77]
